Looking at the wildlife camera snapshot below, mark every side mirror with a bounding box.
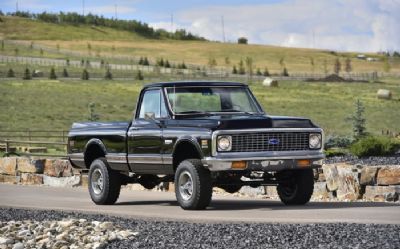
[144,112,155,120]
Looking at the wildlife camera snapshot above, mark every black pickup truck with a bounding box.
[68,81,324,210]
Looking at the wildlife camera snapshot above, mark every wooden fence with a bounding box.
[0,130,68,158]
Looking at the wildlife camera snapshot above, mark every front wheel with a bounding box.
[175,159,212,210]
[277,169,314,205]
[88,158,121,205]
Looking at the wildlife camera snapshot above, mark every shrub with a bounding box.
[81,69,89,80]
[62,68,69,77]
[324,135,353,149]
[49,67,57,79]
[104,68,112,80]
[22,68,31,80]
[7,68,15,77]
[350,136,400,157]
[256,68,262,76]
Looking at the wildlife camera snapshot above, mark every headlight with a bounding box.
[309,133,322,149]
[217,135,232,151]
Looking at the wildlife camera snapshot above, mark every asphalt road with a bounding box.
[0,184,399,224]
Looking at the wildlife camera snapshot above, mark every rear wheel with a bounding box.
[88,158,121,205]
[175,159,212,210]
[277,169,314,205]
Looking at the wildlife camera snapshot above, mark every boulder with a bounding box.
[312,182,330,200]
[264,186,278,198]
[239,186,265,197]
[360,166,379,185]
[376,89,392,100]
[364,186,400,202]
[20,173,43,185]
[17,158,45,174]
[0,157,17,175]
[323,163,361,201]
[43,175,81,188]
[322,164,339,191]
[44,159,73,177]
[262,77,278,87]
[377,166,400,185]
[80,174,89,187]
[0,175,19,184]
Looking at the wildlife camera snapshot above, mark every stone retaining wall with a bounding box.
[1,157,399,202]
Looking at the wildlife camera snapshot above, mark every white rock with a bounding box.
[12,242,24,249]
[43,175,81,187]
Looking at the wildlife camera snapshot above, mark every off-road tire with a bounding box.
[88,157,121,205]
[175,159,212,210]
[277,169,314,205]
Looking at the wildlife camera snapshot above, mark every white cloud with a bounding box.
[149,0,400,52]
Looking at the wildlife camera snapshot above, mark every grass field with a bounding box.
[1,16,399,74]
[0,78,399,136]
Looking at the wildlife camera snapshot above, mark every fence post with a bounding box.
[28,129,31,141]
[5,140,10,154]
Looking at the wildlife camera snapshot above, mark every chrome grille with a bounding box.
[230,132,309,152]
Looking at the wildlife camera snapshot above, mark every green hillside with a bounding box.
[1,16,399,74]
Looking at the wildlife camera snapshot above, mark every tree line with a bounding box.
[2,11,206,41]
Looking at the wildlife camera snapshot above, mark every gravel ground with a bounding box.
[325,156,400,166]
[1,208,399,249]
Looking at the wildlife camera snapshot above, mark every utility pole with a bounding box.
[115,4,118,19]
[82,0,85,16]
[16,1,19,12]
[170,13,174,33]
[221,16,226,43]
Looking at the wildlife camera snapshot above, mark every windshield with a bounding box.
[165,86,261,114]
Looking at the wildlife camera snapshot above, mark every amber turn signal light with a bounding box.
[231,161,247,169]
[297,159,311,168]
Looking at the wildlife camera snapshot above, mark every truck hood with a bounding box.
[173,114,318,130]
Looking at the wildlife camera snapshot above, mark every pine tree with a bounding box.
[139,57,144,65]
[238,59,245,74]
[345,58,352,73]
[263,67,270,77]
[1,40,4,51]
[104,68,113,80]
[334,58,341,75]
[232,65,238,74]
[7,68,15,77]
[81,69,89,80]
[347,99,367,139]
[143,57,150,66]
[165,60,171,68]
[135,70,144,80]
[62,68,69,77]
[282,67,289,76]
[88,103,99,121]
[256,68,262,76]
[49,67,57,79]
[23,68,32,80]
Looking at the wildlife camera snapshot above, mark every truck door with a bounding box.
[127,88,170,174]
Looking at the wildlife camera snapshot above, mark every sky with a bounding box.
[1,0,400,52]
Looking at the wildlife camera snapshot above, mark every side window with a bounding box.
[138,89,168,119]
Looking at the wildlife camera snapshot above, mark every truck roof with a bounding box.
[143,81,247,89]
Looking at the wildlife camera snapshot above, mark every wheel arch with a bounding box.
[84,138,107,168]
[172,137,204,172]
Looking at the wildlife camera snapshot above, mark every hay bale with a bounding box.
[262,77,278,87]
[377,89,392,100]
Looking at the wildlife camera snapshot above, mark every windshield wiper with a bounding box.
[175,111,213,116]
[221,109,258,115]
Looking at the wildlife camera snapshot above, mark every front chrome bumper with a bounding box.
[202,152,325,172]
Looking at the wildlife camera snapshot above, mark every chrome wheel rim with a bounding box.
[178,171,194,201]
[91,168,104,195]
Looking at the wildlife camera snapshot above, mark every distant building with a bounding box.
[357,54,366,60]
